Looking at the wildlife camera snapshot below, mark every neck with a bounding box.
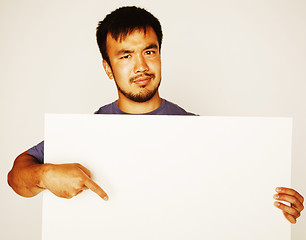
[117,91,162,114]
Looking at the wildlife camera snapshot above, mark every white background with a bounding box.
[1,0,305,239]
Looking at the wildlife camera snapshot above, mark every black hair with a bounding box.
[96,6,163,65]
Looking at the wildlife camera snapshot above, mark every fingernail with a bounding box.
[274,202,280,207]
[104,196,109,201]
[276,187,281,192]
[274,194,279,199]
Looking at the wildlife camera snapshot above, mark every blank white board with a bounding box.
[43,115,292,240]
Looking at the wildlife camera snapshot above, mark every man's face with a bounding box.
[103,27,161,103]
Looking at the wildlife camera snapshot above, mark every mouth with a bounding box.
[133,77,152,86]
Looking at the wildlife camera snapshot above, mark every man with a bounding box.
[7,6,304,224]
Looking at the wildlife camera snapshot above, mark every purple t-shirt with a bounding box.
[28,99,195,163]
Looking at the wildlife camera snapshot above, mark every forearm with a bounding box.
[7,151,48,197]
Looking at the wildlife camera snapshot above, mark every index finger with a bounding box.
[276,187,304,204]
[85,178,109,201]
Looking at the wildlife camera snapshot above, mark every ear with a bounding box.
[102,59,114,79]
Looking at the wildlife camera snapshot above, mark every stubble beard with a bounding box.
[115,74,161,103]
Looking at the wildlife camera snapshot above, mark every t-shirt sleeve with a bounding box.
[28,141,44,164]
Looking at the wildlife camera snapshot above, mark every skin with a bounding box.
[7,26,304,223]
[8,151,108,200]
[274,187,304,223]
[103,27,162,114]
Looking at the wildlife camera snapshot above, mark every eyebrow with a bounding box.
[115,43,159,56]
[144,44,158,51]
[116,49,133,56]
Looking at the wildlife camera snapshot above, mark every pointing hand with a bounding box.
[40,163,108,200]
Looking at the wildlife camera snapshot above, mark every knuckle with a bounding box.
[72,178,83,188]
[63,190,73,199]
[293,198,299,205]
[73,186,80,192]
[91,185,98,193]
[78,175,86,183]
[71,188,81,197]
[292,209,299,217]
[75,190,83,196]
[74,163,82,168]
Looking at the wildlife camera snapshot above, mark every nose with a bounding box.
[134,54,148,73]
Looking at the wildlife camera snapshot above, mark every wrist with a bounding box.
[36,163,54,189]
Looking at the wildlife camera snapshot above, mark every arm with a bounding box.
[7,151,108,200]
[8,151,46,197]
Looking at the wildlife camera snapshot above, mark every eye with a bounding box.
[120,55,131,59]
[145,50,155,55]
